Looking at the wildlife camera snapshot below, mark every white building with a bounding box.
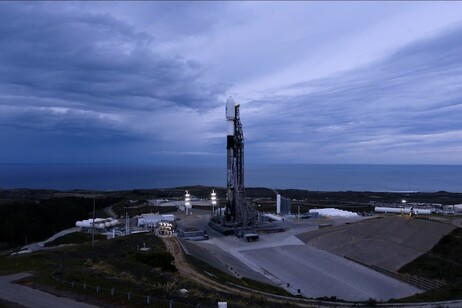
[137,213,175,227]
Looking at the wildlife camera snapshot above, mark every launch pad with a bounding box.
[209,97,283,237]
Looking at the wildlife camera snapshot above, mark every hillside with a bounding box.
[297,216,455,271]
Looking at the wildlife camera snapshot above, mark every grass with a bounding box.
[0,234,193,306]
[112,204,178,218]
[0,234,293,307]
[183,254,299,307]
[44,232,106,247]
[132,251,176,272]
[184,253,293,297]
[399,228,462,301]
[4,225,462,305]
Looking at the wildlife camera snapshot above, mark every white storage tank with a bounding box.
[412,208,432,215]
[75,218,120,229]
[309,208,358,217]
[374,207,411,214]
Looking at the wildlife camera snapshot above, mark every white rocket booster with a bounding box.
[226,96,236,210]
[226,96,236,192]
[226,96,235,136]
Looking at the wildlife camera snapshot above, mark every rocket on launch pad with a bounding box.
[209,97,283,236]
[224,97,256,226]
[225,96,240,222]
[208,96,260,235]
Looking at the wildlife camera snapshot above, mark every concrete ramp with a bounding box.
[297,216,455,271]
[241,245,421,301]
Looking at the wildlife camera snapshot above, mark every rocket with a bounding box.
[225,96,236,220]
[226,96,236,152]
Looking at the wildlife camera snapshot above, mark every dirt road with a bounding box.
[162,237,247,295]
[162,237,318,307]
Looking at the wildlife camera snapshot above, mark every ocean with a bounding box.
[0,164,461,192]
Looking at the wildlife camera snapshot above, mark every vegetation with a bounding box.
[273,190,462,206]
[132,251,176,272]
[0,234,295,307]
[399,228,462,301]
[0,196,120,249]
[44,232,106,247]
[111,202,177,218]
[185,254,292,297]
[0,234,186,305]
[2,188,462,305]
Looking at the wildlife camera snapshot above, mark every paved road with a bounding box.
[104,205,117,218]
[0,273,96,308]
[21,227,80,252]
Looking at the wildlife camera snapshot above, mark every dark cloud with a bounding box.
[0,3,225,119]
[1,2,461,165]
[0,3,228,163]
[245,23,462,163]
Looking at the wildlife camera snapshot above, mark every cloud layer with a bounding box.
[0,3,226,163]
[244,23,462,164]
[1,2,462,164]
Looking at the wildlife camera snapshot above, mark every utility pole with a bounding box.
[92,197,95,247]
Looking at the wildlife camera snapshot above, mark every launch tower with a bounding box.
[225,97,258,227]
[209,97,259,234]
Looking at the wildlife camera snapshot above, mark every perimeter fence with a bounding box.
[50,268,462,308]
[51,272,202,307]
[344,256,446,291]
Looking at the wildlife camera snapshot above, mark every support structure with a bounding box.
[210,97,258,235]
[225,96,258,227]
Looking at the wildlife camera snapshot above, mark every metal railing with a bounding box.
[343,256,446,291]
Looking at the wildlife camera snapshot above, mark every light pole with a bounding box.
[92,197,95,247]
[211,190,217,216]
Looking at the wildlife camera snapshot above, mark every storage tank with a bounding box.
[264,213,283,221]
[412,208,432,215]
[76,220,93,228]
[76,218,119,229]
[374,206,411,214]
[309,208,358,217]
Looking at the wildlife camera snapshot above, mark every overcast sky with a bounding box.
[1,1,462,165]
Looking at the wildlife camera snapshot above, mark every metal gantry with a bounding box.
[224,103,258,229]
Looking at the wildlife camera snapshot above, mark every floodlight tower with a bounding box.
[185,190,191,215]
[211,190,217,215]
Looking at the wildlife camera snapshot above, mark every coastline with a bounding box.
[1,163,462,192]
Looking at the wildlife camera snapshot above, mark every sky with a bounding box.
[1,1,462,166]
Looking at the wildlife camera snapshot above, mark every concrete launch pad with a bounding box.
[178,211,429,301]
[175,98,449,301]
[241,245,420,301]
